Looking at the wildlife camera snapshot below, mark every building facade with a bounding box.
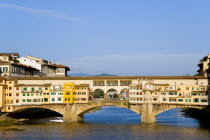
[0,54,210,113]
[197,54,210,78]
[18,56,70,77]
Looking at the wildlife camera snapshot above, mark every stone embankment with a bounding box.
[184,106,210,125]
[0,114,17,127]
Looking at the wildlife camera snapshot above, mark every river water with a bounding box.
[0,106,210,140]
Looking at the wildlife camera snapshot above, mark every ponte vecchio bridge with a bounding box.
[1,76,209,123]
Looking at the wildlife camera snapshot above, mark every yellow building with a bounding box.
[42,84,51,104]
[63,83,89,103]
[5,79,16,112]
[63,83,75,103]
[74,84,89,103]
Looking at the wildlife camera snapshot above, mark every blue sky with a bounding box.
[0,0,210,76]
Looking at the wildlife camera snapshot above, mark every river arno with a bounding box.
[0,106,210,140]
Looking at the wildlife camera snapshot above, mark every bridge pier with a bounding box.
[141,103,156,123]
[63,104,79,123]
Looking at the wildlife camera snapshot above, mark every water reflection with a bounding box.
[0,106,210,140]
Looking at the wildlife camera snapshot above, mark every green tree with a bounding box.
[113,93,118,98]
[93,89,104,98]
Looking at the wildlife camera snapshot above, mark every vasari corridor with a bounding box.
[1,0,210,140]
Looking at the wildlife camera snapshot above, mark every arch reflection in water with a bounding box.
[84,106,140,124]
[84,106,200,127]
[1,106,210,140]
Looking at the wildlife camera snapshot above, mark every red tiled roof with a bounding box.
[55,64,70,70]
[0,53,19,57]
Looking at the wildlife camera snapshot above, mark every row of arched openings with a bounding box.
[91,88,129,100]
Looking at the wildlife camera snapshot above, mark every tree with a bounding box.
[93,89,104,98]
[113,93,118,98]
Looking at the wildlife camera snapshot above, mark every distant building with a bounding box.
[0,53,20,62]
[0,61,40,77]
[197,54,210,77]
[18,56,70,77]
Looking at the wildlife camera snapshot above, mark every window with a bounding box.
[169,92,177,95]
[16,99,19,103]
[44,98,48,102]
[93,81,105,86]
[201,99,207,102]
[178,99,183,102]
[16,87,19,90]
[192,87,194,90]
[66,92,70,95]
[169,99,176,102]
[24,88,27,91]
[45,87,48,90]
[3,67,8,72]
[58,98,62,101]
[9,87,12,90]
[185,99,191,102]
[52,98,55,102]
[163,98,166,101]
[22,99,26,102]
[106,80,118,86]
[194,99,199,103]
[16,93,19,96]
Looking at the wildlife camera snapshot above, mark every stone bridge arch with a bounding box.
[152,104,205,116]
[12,104,66,115]
[77,101,141,116]
[63,101,143,123]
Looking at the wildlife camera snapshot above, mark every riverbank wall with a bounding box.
[184,106,210,125]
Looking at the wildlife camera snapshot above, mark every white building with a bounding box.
[18,56,70,77]
[50,85,63,103]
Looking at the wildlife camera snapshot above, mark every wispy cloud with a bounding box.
[0,4,82,21]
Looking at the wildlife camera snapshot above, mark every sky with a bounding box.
[0,0,210,76]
